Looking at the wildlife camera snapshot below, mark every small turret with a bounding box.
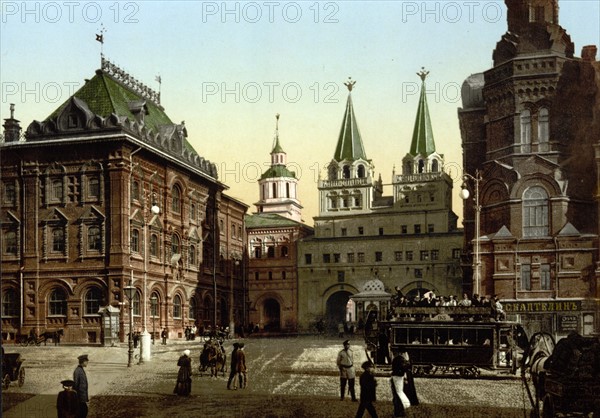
[2,104,22,142]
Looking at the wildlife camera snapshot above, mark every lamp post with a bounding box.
[123,281,136,367]
[150,295,157,345]
[139,195,160,364]
[460,170,483,297]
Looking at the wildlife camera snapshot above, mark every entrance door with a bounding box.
[326,291,352,332]
[264,299,281,331]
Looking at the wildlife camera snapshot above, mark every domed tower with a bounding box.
[255,114,303,222]
[318,78,375,217]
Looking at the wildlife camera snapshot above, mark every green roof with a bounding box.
[46,70,195,154]
[333,93,368,162]
[409,80,436,157]
[260,165,296,180]
[271,134,285,154]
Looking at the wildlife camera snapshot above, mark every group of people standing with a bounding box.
[57,354,89,418]
[337,340,419,418]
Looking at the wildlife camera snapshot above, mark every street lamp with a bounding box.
[123,281,136,367]
[460,170,483,297]
[150,294,157,345]
[139,197,160,364]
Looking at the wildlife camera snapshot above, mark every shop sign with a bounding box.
[503,300,581,313]
[558,315,579,332]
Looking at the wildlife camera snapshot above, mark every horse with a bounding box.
[199,339,226,377]
[40,329,64,346]
[520,332,556,417]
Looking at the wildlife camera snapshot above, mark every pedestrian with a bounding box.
[174,349,192,396]
[390,350,411,418]
[355,361,378,418]
[338,322,345,338]
[57,379,79,418]
[336,340,357,401]
[133,332,140,349]
[227,342,240,389]
[73,354,89,418]
[161,328,168,345]
[235,342,247,389]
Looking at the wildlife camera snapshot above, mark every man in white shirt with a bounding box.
[336,340,357,401]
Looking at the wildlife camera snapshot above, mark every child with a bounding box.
[355,361,378,418]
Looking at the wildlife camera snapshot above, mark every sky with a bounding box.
[1,1,599,225]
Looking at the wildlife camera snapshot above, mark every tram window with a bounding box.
[435,329,449,345]
[477,329,493,346]
[462,329,475,345]
[409,328,421,344]
[449,329,462,345]
[422,328,434,345]
[394,328,409,345]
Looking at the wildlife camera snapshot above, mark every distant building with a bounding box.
[459,0,600,337]
[246,115,313,332]
[297,76,463,331]
[0,57,247,344]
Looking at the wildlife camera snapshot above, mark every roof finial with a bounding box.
[417,67,429,82]
[10,103,15,119]
[344,77,356,92]
[275,113,280,131]
[96,23,106,57]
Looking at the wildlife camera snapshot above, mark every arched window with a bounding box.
[191,203,196,221]
[49,288,67,316]
[150,234,158,257]
[133,290,141,316]
[431,159,439,172]
[84,287,102,315]
[272,183,277,198]
[172,234,180,255]
[5,231,17,255]
[52,179,63,201]
[538,107,549,150]
[328,165,337,181]
[520,109,531,151]
[267,246,275,258]
[286,183,290,198]
[281,246,288,257]
[354,195,362,207]
[4,182,16,204]
[254,246,262,259]
[172,185,181,214]
[418,160,425,173]
[330,195,338,209]
[189,244,196,265]
[88,226,101,251]
[189,297,196,320]
[131,229,140,253]
[343,165,351,179]
[357,165,365,178]
[52,228,65,253]
[403,162,412,175]
[523,186,549,237]
[173,295,182,318]
[132,180,140,201]
[2,289,18,317]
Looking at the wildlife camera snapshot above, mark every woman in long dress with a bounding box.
[174,349,192,396]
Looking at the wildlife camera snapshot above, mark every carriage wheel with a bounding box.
[18,368,25,387]
[2,374,10,390]
[541,394,555,418]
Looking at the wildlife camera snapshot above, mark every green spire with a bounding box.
[271,113,285,154]
[409,68,436,157]
[333,78,367,162]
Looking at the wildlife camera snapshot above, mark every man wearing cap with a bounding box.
[73,354,89,418]
[356,361,378,418]
[336,340,357,401]
[57,379,79,418]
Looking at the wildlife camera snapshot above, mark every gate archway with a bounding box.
[263,298,281,331]
[325,291,352,332]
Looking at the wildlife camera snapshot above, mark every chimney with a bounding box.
[2,104,22,143]
[581,45,597,62]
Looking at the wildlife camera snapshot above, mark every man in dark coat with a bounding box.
[57,379,79,418]
[227,342,240,389]
[73,354,89,418]
[355,361,378,418]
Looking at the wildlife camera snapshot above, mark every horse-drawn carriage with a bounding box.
[198,338,227,377]
[521,332,600,418]
[18,329,63,347]
[2,351,25,389]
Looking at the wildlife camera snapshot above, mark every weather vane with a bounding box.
[417,67,429,82]
[96,24,107,56]
[344,77,356,92]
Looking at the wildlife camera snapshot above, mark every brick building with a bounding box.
[459,0,600,337]
[1,57,247,346]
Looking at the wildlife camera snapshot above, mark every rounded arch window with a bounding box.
[172,184,182,214]
[342,165,351,179]
[173,294,182,319]
[328,165,337,181]
[2,288,19,317]
[418,160,425,173]
[150,292,160,317]
[189,297,197,320]
[281,246,289,257]
[133,290,141,316]
[431,159,439,172]
[357,164,365,178]
[49,288,67,316]
[523,186,548,237]
[84,286,103,315]
[172,234,180,255]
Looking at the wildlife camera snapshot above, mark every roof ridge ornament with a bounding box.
[100,55,161,106]
[344,77,356,92]
[417,67,429,82]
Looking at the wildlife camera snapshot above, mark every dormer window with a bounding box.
[68,114,78,128]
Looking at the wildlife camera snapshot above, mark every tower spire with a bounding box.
[409,68,436,157]
[271,113,284,154]
[333,77,367,162]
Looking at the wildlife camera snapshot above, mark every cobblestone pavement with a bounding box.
[2,335,533,418]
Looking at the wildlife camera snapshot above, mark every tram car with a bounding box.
[364,306,527,377]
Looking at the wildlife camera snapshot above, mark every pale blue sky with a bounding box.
[2,1,599,223]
